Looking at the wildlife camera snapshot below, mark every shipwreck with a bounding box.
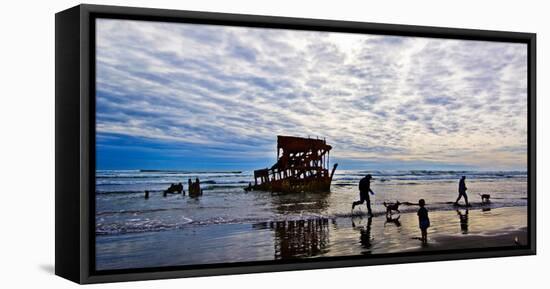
[250,136,338,193]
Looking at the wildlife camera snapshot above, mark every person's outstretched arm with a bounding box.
[369,188,375,195]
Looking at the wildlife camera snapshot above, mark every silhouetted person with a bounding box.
[144,190,150,199]
[352,174,375,215]
[417,199,430,244]
[454,176,469,206]
[457,209,469,234]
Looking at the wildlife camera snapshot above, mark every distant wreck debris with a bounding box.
[251,135,338,193]
[163,183,184,197]
[188,178,203,197]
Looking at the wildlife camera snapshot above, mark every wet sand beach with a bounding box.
[95,170,527,270]
[423,227,527,252]
[96,206,527,270]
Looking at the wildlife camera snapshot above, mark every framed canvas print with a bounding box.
[55,4,536,284]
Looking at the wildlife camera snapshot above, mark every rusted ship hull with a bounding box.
[253,171,336,193]
[250,136,338,193]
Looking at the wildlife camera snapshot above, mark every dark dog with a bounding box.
[383,200,401,214]
[479,193,491,203]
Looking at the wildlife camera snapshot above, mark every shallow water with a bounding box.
[95,170,528,270]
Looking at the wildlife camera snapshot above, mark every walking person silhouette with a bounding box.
[454,176,470,206]
[352,174,375,215]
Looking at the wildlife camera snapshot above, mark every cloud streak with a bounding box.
[95,19,528,170]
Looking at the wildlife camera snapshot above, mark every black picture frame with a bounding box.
[55,4,536,284]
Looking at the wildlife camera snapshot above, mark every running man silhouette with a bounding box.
[352,174,375,215]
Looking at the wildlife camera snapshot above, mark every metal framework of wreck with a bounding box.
[252,136,338,193]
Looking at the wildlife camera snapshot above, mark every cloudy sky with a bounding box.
[95,19,527,171]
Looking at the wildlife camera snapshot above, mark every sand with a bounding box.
[96,206,527,270]
[422,227,527,251]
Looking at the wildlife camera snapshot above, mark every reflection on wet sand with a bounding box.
[255,218,330,259]
[249,206,527,261]
[384,214,402,228]
[457,209,469,234]
[352,216,373,253]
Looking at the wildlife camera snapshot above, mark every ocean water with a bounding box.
[95,169,528,269]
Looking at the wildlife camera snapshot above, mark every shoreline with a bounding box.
[95,203,527,235]
[96,206,528,270]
